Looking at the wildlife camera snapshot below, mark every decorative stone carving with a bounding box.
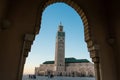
[23,34,35,57]
[107,37,115,46]
[0,19,11,31]
[17,34,35,80]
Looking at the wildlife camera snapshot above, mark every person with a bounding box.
[33,75,36,79]
[50,74,54,78]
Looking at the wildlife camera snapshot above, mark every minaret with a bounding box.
[54,23,65,75]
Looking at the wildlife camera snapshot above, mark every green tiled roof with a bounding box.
[65,57,90,63]
[43,61,54,64]
[43,57,90,64]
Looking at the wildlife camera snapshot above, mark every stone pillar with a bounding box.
[85,39,101,80]
[17,34,35,80]
[84,22,101,80]
[90,49,100,80]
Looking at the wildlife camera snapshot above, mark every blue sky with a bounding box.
[23,3,91,74]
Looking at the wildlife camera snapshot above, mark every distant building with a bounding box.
[35,24,95,77]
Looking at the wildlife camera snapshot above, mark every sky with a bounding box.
[23,3,91,75]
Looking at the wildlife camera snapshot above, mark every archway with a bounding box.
[35,0,100,80]
[21,0,101,80]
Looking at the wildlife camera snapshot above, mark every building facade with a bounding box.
[35,24,95,77]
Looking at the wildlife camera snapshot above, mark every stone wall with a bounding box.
[35,62,95,77]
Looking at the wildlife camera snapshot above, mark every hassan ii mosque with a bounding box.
[35,24,95,77]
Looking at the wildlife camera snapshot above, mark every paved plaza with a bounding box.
[22,75,95,80]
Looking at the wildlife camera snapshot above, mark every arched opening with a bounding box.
[21,0,100,80]
[36,0,100,80]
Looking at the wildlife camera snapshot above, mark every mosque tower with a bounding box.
[54,23,65,75]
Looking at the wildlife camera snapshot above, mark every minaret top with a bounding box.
[58,22,63,32]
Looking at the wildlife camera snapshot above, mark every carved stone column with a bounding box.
[18,34,35,80]
[90,47,100,80]
[84,18,101,80]
[87,40,101,80]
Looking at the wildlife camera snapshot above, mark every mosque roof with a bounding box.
[43,61,54,64]
[65,57,90,63]
[43,57,90,64]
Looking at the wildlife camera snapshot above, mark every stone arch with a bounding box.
[22,0,101,80]
[35,0,90,43]
[35,1,99,63]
